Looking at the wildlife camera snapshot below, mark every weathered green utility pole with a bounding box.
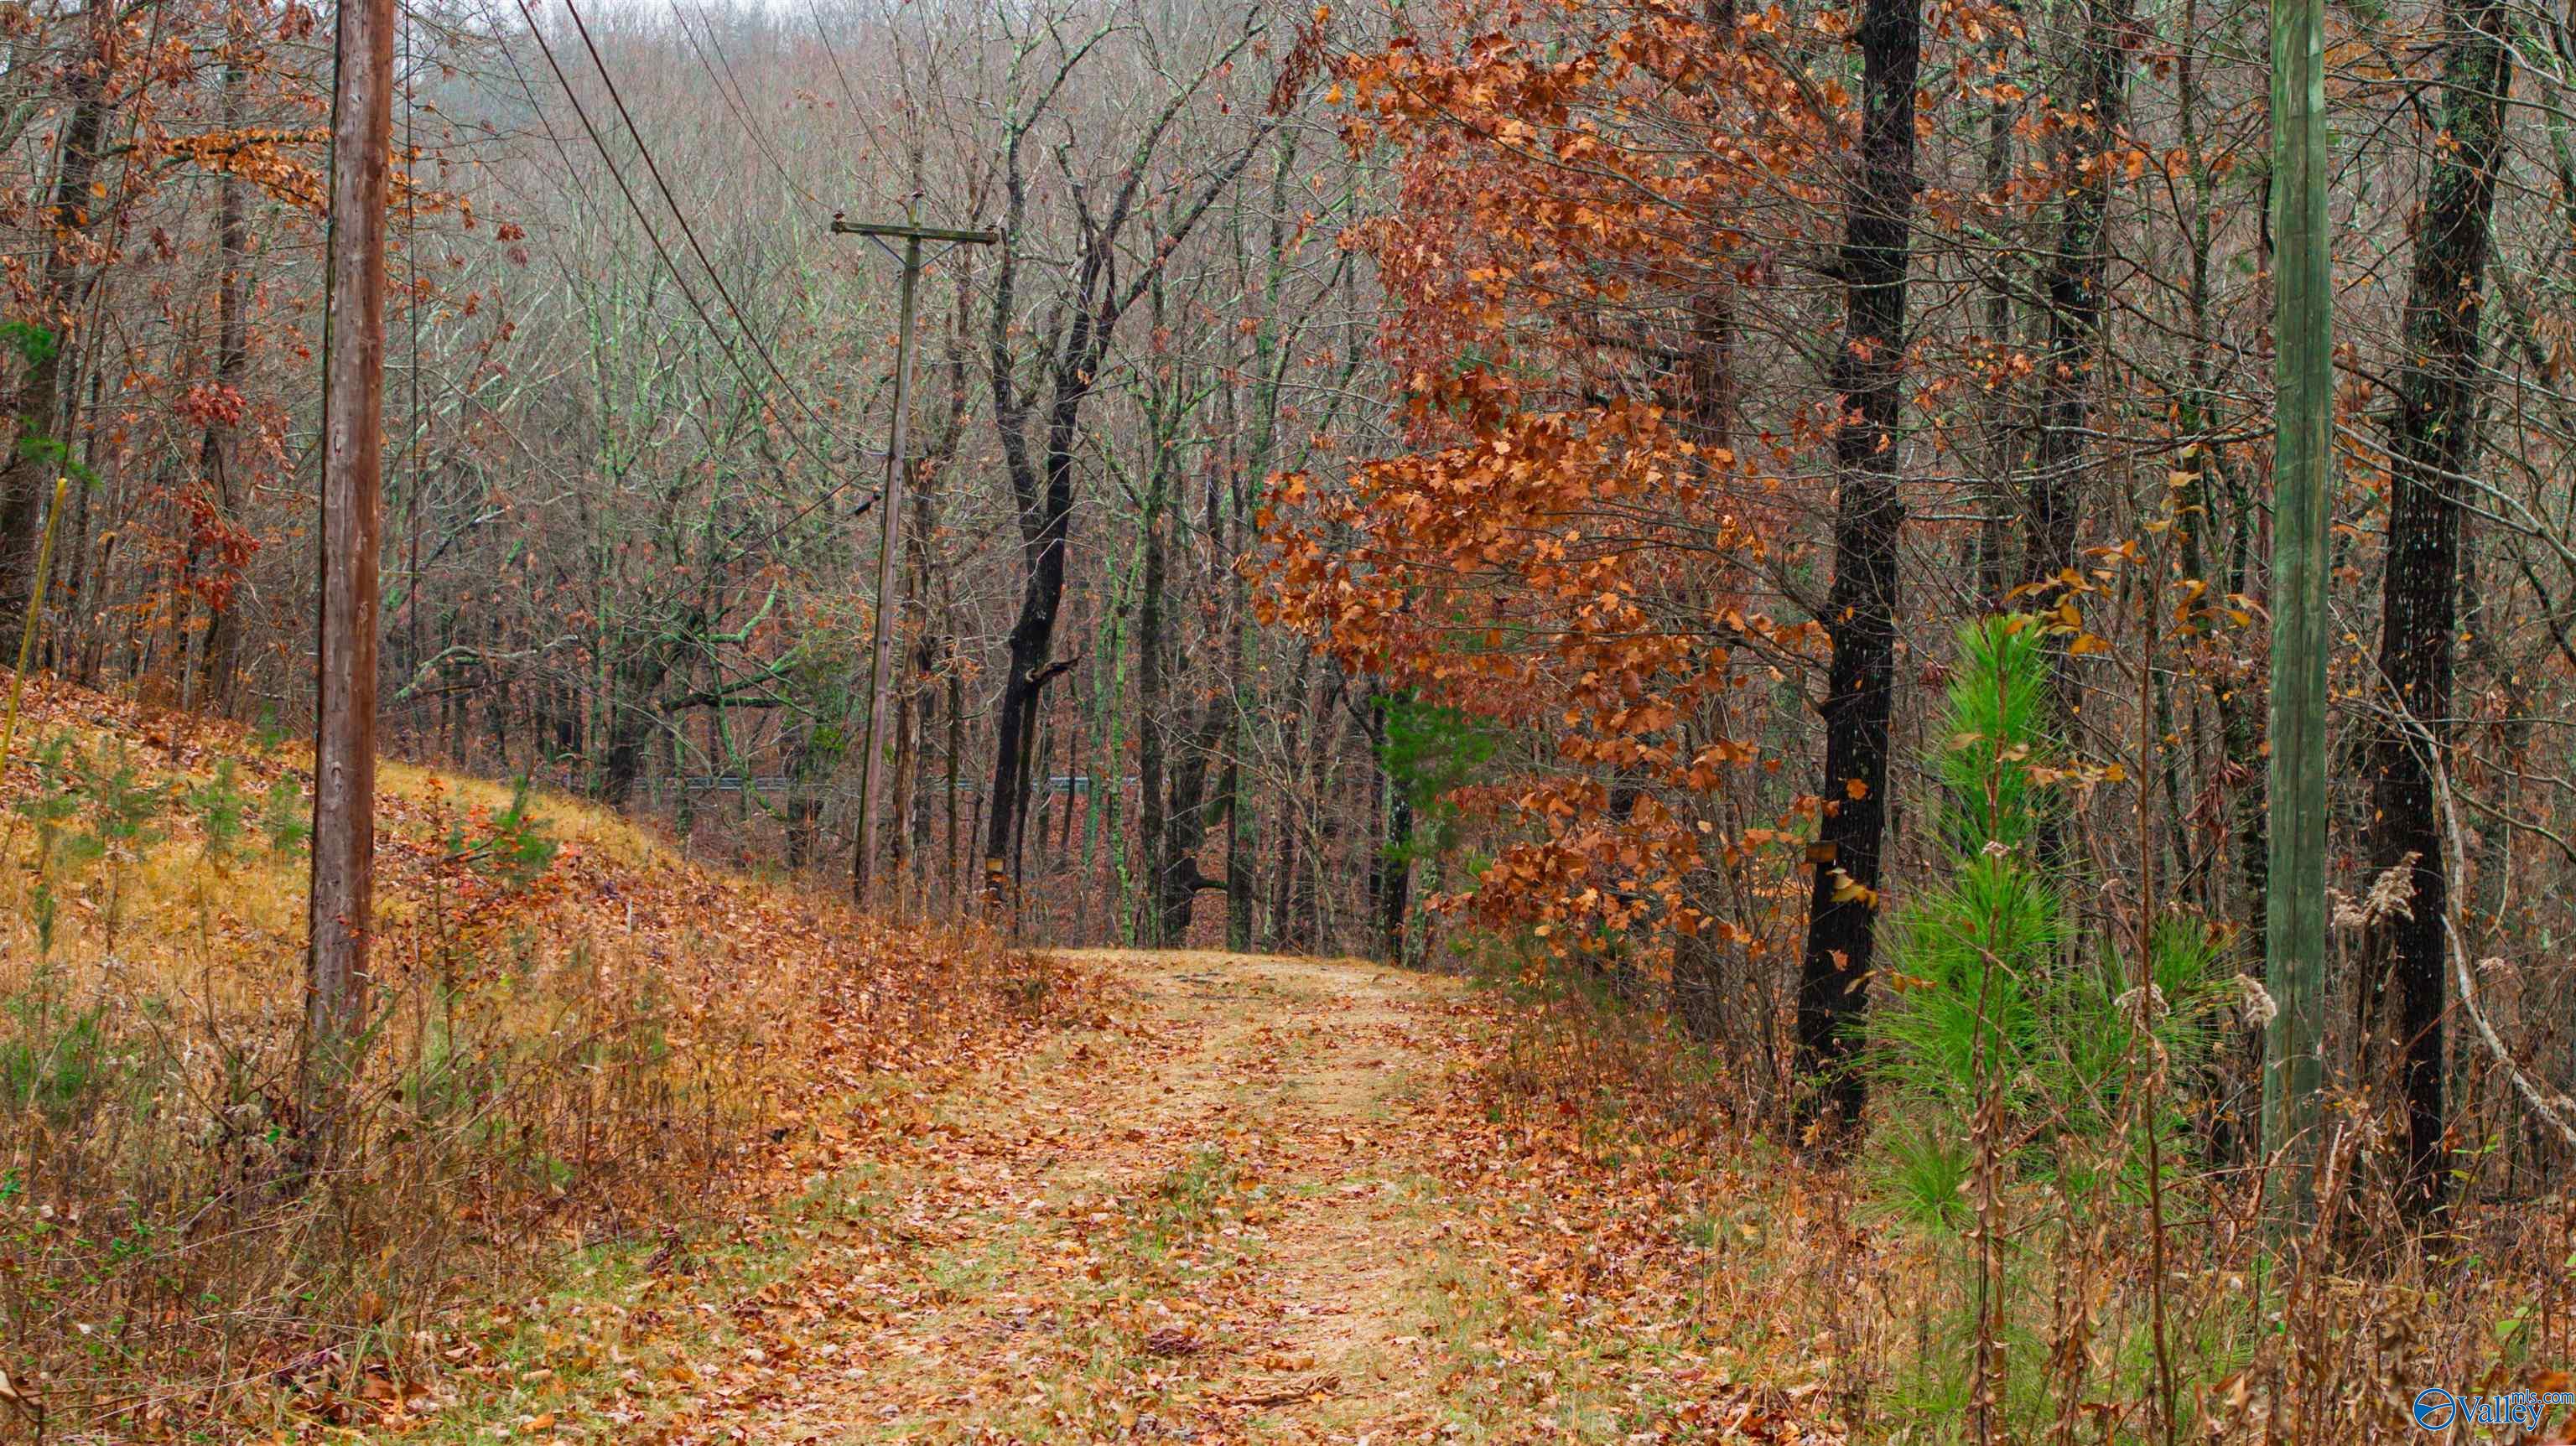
[832,198,995,910]
[2262,0,2330,1229]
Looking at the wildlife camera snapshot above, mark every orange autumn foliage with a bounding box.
[1258,0,1861,965]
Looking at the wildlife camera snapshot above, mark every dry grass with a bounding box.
[0,672,1082,1440]
[1453,958,2576,1443]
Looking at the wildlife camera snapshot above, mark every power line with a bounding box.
[555,0,913,562]
[804,0,870,119]
[513,0,806,433]
[558,0,839,439]
[564,0,991,567]
[511,0,878,557]
[670,0,823,211]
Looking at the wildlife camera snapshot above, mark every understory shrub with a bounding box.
[0,682,1069,1438]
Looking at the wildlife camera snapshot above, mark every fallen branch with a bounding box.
[2409,702,2576,1151]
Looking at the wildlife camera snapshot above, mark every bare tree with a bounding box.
[976,4,1277,908]
[2365,0,2511,1218]
[1795,0,1922,1132]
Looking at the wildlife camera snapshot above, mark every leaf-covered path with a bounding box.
[667,948,1481,1442]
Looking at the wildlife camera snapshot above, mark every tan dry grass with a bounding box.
[0,671,1082,1441]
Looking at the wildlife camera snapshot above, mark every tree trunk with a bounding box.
[979,365,1083,907]
[194,52,254,718]
[890,629,923,910]
[1137,498,1173,943]
[600,689,652,809]
[1795,0,1919,1133]
[1153,698,1231,942]
[2366,0,2509,1218]
[946,655,963,911]
[1224,460,1259,951]
[0,0,111,636]
[977,73,1275,911]
[904,630,938,909]
[1367,688,1412,964]
[783,790,818,869]
[2016,0,2136,594]
[783,718,828,869]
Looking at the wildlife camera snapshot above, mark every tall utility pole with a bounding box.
[2262,0,2330,1230]
[832,198,995,910]
[308,0,395,1112]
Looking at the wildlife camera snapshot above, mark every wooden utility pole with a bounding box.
[832,199,995,910]
[307,0,395,1110]
[2262,0,2330,1229]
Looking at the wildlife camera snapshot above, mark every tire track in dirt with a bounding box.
[659,948,1467,1443]
[1087,950,1461,1437]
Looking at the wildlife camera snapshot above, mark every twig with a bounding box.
[2418,736,2576,1149]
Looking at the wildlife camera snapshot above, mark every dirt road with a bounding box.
[665,948,1483,1442]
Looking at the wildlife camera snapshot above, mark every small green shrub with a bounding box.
[12,733,83,871]
[0,319,58,367]
[262,775,311,857]
[0,970,109,1127]
[444,775,558,887]
[185,759,253,865]
[1865,617,2226,1168]
[1378,693,1497,868]
[1862,615,2236,1443]
[73,740,170,865]
[28,880,58,959]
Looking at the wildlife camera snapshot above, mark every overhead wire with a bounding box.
[803,0,870,119]
[557,0,830,422]
[425,3,847,753]
[509,0,885,557]
[669,0,825,211]
[655,0,948,563]
[584,0,977,562]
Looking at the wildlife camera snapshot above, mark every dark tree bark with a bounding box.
[979,357,1082,905]
[599,659,661,808]
[0,0,111,636]
[1134,326,1184,942]
[192,49,254,717]
[782,718,830,869]
[782,790,820,869]
[1795,0,1919,1132]
[1133,350,1238,944]
[1364,685,1414,965]
[1966,29,2019,611]
[1150,700,1231,943]
[2017,0,2137,593]
[1379,783,1413,963]
[945,654,964,910]
[1223,472,1258,951]
[978,115,1128,906]
[978,50,1275,908]
[2366,0,2509,1218]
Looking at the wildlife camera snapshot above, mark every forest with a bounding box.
[0,0,2573,1437]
